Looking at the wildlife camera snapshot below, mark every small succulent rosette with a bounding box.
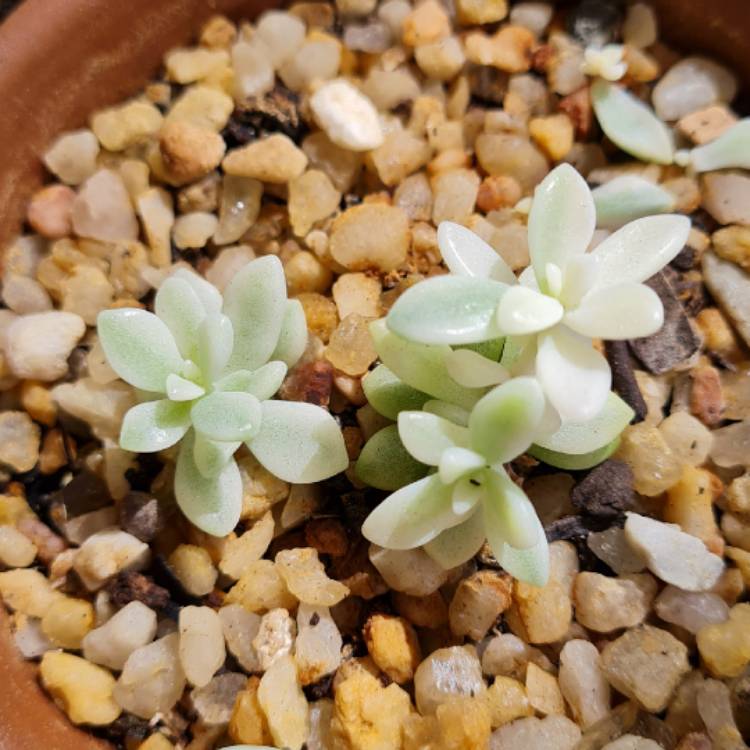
[97,256,348,537]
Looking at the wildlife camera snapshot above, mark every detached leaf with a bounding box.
[592,175,675,229]
[248,401,348,483]
[191,391,262,442]
[591,79,674,164]
[175,432,242,536]
[120,399,191,453]
[155,277,206,359]
[223,256,287,372]
[437,221,516,283]
[355,425,429,491]
[271,299,308,367]
[362,365,431,420]
[529,437,620,470]
[98,308,183,392]
[193,431,240,478]
[197,313,234,383]
[398,411,469,466]
[387,275,509,345]
[690,119,750,172]
[424,509,486,569]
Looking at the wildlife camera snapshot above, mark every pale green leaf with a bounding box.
[423,400,470,427]
[362,365,431,420]
[355,425,429,491]
[444,349,509,388]
[424,509,486,569]
[155,276,206,359]
[271,299,308,367]
[437,221,516,283]
[223,255,287,372]
[469,377,546,464]
[398,411,469,466]
[172,267,222,315]
[197,313,234,383]
[98,308,183,392]
[387,275,509,345]
[494,533,550,588]
[370,319,486,411]
[690,119,750,172]
[495,285,564,336]
[193,431,240,478]
[214,363,288,399]
[191,391,262,442]
[120,399,191,453]
[529,437,620,470]
[166,373,205,401]
[248,400,348,483]
[439,447,486,484]
[592,175,675,229]
[528,164,596,289]
[450,474,484,517]
[175,432,242,536]
[459,338,505,362]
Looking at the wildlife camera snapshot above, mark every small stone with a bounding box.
[332,273,382,320]
[43,129,100,185]
[179,606,226,688]
[625,513,724,591]
[448,570,512,640]
[414,645,486,715]
[678,105,738,145]
[0,411,40,473]
[615,424,682,496]
[689,364,725,428]
[275,547,349,607]
[655,585,729,634]
[481,633,552,680]
[13,616,53,659]
[252,607,296,671]
[559,640,611,729]
[72,169,139,243]
[364,614,420,683]
[485,676,533,728]
[159,120,226,185]
[118,492,165,543]
[303,131,363,193]
[288,170,341,237]
[225,559,297,612]
[371,131,432,188]
[60,265,115,325]
[363,68,421,112]
[415,36,466,81]
[675,734,713,750]
[165,46,228,83]
[475,133,549,192]
[402,0,450,47]
[548,33,587,96]
[490,715,581,750]
[295,603,342,685]
[696,603,750,678]
[574,572,657,633]
[526,663,565,716]
[229,676,272,745]
[219,604,262,672]
[105,571,169,611]
[529,114,574,161]
[0,525,37,567]
[2,273,52,314]
[437,696,493,749]
[39,595,93,650]
[74,529,150,591]
[91,99,163,151]
[139,735,175,750]
[296,293,338,343]
[280,359,334,407]
[213,175,263,246]
[191,672,246,726]
[465,26,536,73]
[507,576,572,645]
[136,187,174,267]
[457,0,508,24]
[258,654,309,750]
[310,79,383,152]
[329,203,409,273]
[477,175,523,213]
[222,133,307,183]
[703,252,750,349]
[713,224,750,273]
[369,545,448,596]
[26,184,76,239]
[696,678,746,750]
[278,33,341,93]
[0,569,63,618]
[337,0,377,16]
[325,314,378,377]
[572,459,634,519]
[601,625,690,712]
[219,511,274,580]
[168,544,219,597]
[603,737,663,750]
[702,171,750,226]
[343,21,393,54]
[40,651,121,726]
[166,85,234,131]
[393,172,433,222]
[82,600,158,670]
[432,168,481,225]
[510,3,553,36]
[658,411,713,467]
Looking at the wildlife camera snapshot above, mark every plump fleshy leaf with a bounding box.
[528,164,596,289]
[98,308,184,392]
[439,447,486,484]
[355,425,429,491]
[191,391,262,442]
[197,313,234,383]
[591,79,675,164]
[166,373,205,401]
[172,268,222,315]
[361,474,460,549]
[444,348,510,388]
[495,285,564,336]
[461,338,505,362]
[536,326,612,424]
[592,175,676,229]
[271,299,308,368]
[423,400,470,426]
[559,254,600,309]
[437,221,516,283]
[450,474,485,518]
[370,320,485,411]
[175,432,242,536]
[564,282,664,339]
[387,275,509,345]
[398,411,469,466]
[494,532,550,587]
[248,400,348,483]
[362,365,431,420]
[690,119,750,172]
[193,431,240,478]
[214,362,287,400]
[529,437,620,470]
[155,277,206,359]
[589,214,691,288]
[424,509,486,569]
[119,399,191,452]
[533,391,634,454]
[223,256,287,372]
[484,468,542,549]
[469,377,546,464]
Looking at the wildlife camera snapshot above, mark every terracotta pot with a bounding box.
[0,0,748,747]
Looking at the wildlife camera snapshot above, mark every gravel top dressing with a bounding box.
[1,1,750,749]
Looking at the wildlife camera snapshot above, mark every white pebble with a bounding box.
[509,3,553,37]
[622,3,658,49]
[191,671,246,726]
[252,607,296,671]
[73,529,151,591]
[255,11,306,69]
[602,736,664,750]
[369,545,448,596]
[295,604,342,684]
[654,585,730,634]
[219,604,263,672]
[179,606,226,688]
[43,129,100,186]
[2,274,52,314]
[173,212,219,250]
[0,525,38,567]
[558,640,610,729]
[72,169,139,243]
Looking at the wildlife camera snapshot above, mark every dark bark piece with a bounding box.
[571,459,634,519]
[629,271,701,374]
[605,340,648,422]
[305,517,350,557]
[47,471,111,530]
[106,570,170,610]
[279,359,334,407]
[230,85,304,142]
[118,491,167,542]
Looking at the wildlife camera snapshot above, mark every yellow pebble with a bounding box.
[484,676,533,728]
[697,602,750,677]
[41,596,95,649]
[229,676,273,745]
[138,734,175,750]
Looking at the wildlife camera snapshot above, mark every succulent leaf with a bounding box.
[355,425,429,491]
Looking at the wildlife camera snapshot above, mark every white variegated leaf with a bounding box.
[119,399,191,452]
[398,411,469,466]
[271,299,308,367]
[423,509,486,569]
[155,276,206,359]
[166,373,205,401]
[444,348,510,388]
[592,175,675,229]
[197,313,234,383]
[193,431,240,478]
[437,221,516,283]
[362,365,431,420]
[495,285,564,336]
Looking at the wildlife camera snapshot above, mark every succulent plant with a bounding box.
[97,256,348,537]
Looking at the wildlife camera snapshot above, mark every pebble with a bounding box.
[654,585,729,634]
[225,559,297,612]
[136,187,174,267]
[702,171,750,225]
[481,632,552,680]
[159,120,226,185]
[363,68,421,111]
[653,57,737,121]
[13,616,54,659]
[448,570,512,640]
[2,273,52,314]
[220,512,274,580]
[510,3,553,36]
[231,41,274,99]
[295,604,342,685]
[566,0,621,46]
[490,715,582,750]
[40,596,94,649]
[82,600,158,670]
[572,459,634,519]
[369,545,448,596]
[507,577,572,645]
[229,676,272,745]
[526,662,565,716]
[712,224,750,274]
[278,34,341,92]
[603,737,663,750]
[139,735,175,750]
[40,651,121,726]
[329,203,409,273]
[252,607,296,672]
[258,654,310,750]
[616,424,682,496]
[310,79,383,152]
[60,265,115,325]
[625,513,724,592]
[178,606,226,688]
[475,133,549,192]
[0,569,63,617]
[288,169,341,237]
[415,36,466,81]
[414,645,486,715]
[371,131,432,188]
[332,273,382,320]
[255,11,308,68]
[325,314,378,377]
[457,0,508,24]
[485,675,533,728]
[0,411,40,472]
[213,175,263,246]
[13,518,62,567]
[402,0,450,46]
[26,184,76,239]
[466,26,535,73]
[191,672,246,726]
[702,251,750,349]
[219,604,262,672]
[0,524,37,567]
[529,114,574,161]
[574,572,657,632]
[548,32,587,96]
[114,633,186,719]
[43,129,100,185]
[166,85,234,132]
[696,678,747,750]
[344,21,392,54]
[696,603,750,677]
[303,131,363,193]
[275,547,349,606]
[559,640,611,728]
[222,133,307,183]
[72,169,139,243]
[90,99,163,151]
[165,46,229,83]
[73,529,151,591]
[168,544,218,596]
[118,492,165,543]
[601,625,690,712]
[658,411,713,468]
[432,168,480,225]
[678,104,738,145]
[665,465,723,554]
[364,613,420,683]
